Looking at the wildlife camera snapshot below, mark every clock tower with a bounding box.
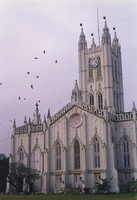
[78,20,124,113]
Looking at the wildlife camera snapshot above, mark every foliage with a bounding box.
[93,176,112,194]
[7,162,41,193]
[122,177,137,193]
[0,154,6,160]
[83,187,90,194]
[0,155,9,192]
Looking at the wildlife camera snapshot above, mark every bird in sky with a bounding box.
[0,83,2,85]
[27,72,30,74]
[18,96,21,100]
[31,84,33,89]
[55,60,58,63]
[43,50,45,54]
[34,57,38,59]
[36,76,39,78]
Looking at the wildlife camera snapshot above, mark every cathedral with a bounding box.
[9,18,137,194]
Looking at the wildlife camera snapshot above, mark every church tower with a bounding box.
[78,19,124,113]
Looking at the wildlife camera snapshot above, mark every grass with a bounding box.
[0,193,137,200]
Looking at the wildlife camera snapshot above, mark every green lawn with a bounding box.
[0,194,137,200]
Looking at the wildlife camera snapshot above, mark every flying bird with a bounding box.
[0,83,2,85]
[31,84,33,89]
[18,96,21,100]
[36,76,39,78]
[43,50,45,54]
[27,72,30,74]
[34,57,38,59]
[55,60,58,63]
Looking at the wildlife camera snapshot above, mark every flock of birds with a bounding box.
[0,49,59,145]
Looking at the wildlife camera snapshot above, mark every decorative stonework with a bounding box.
[69,113,82,128]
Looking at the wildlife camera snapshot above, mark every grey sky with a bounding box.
[0,0,137,156]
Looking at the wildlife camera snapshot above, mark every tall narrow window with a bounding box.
[19,148,24,163]
[89,66,93,78]
[98,92,103,109]
[93,138,100,168]
[97,65,101,77]
[34,148,40,171]
[74,140,80,169]
[56,142,61,170]
[123,139,130,168]
[89,94,94,106]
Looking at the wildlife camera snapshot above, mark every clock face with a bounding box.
[89,58,99,67]
[69,113,82,128]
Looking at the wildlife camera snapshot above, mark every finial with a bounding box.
[43,114,47,123]
[91,33,93,37]
[104,99,108,110]
[29,117,31,124]
[47,108,51,118]
[24,116,27,124]
[80,23,83,27]
[13,119,16,128]
[36,102,38,110]
[113,27,115,31]
[132,101,136,111]
[103,16,106,20]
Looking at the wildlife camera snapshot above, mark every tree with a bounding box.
[93,176,112,194]
[0,155,9,193]
[7,162,41,193]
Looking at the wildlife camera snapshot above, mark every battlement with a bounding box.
[110,111,137,121]
[15,124,43,134]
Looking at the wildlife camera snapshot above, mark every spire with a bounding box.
[79,23,85,39]
[71,80,82,105]
[91,33,96,51]
[78,23,87,50]
[132,101,136,111]
[47,108,51,118]
[43,114,47,123]
[47,108,51,124]
[101,16,111,44]
[13,119,16,128]
[32,102,41,124]
[24,116,27,125]
[112,27,120,50]
[28,117,31,124]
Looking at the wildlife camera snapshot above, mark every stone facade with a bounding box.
[9,19,137,194]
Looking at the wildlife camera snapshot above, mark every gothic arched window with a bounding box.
[19,148,24,163]
[89,94,94,106]
[93,138,100,168]
[56,142,61,170]
[123,139,130,168]
[74,140,80,169]
[98,92,103,109]
[34,148,40,171]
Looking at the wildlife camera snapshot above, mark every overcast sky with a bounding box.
[0,0,137,156]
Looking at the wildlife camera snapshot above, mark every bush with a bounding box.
[123,178,137,193]
[83,187,90,194]
[93,176,112,194]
